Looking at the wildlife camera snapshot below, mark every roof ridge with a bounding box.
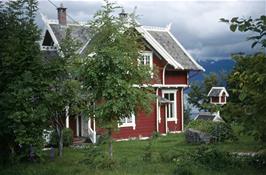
[142,25,168,32]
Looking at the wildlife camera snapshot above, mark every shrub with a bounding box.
[50,128,73,147]
[173,164,193,175]
[83,145,117,169]
[188,146,243,171]
[186,120,237,142]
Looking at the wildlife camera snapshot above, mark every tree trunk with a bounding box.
[56,125,63,157]
[108,128,113,159]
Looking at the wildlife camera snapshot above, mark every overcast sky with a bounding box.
[38,0,265,60]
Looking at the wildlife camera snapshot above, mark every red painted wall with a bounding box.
[112,102,157,139]
[211,97,219,103]
[221,96,225,103]
[165,71,188,85]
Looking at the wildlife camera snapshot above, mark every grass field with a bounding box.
[1,133,265,175]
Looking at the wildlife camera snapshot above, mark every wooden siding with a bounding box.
[165,70,187,85]
[112,102,157,139]
[211,97,220,103]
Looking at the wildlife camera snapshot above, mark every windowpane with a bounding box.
[164,92,175,119]
[127,116,132,123]
[170,94,174,101]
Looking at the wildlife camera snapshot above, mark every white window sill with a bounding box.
[118,123,136,130]
[167,118,177,123]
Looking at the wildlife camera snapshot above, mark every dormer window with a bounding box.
[140,51,153,70]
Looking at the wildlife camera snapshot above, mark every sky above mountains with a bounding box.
[37,0,265,60]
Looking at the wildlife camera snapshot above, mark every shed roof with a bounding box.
[207,87,229,97]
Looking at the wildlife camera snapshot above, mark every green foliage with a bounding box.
[223,53,266,142]
[83,146,117,169]
[81,0,154,157]
[187,120,236,142]
[189,146,239,171]
[50,128,73,147]
[188,72,226,111]
[173,164,193,175]
[183,106,191,126]
[220,15,266,48]
[0,0,49,163]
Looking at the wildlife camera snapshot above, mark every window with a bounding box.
[140,51,153,69]
[119,113,136,129]
[163,90,177,121]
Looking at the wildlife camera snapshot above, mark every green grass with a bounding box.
[0,133,265,175]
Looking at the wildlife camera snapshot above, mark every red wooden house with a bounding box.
[40,5,204,143]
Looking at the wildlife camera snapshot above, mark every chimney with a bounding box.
[119,9,128,19]
[57,3,67,25]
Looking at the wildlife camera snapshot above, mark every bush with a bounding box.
[83,145,117,169]
[186,120,237,142]
[173,164,193,175]
[50,128,73,147]
[190,146,239,170]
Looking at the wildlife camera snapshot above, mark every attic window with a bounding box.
[140,51,153,69]
[42,30,54,46]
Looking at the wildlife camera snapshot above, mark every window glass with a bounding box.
[164,92,175,119]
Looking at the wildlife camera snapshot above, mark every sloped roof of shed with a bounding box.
[208,87,229,97]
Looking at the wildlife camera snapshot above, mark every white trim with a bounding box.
[162,64,168,85]
[166,30,205,71]
[41,13,60,47]
[133,84,188,88]
[207,87,229,97]
[181,88,184,131]
[65,106,69,128]
[81,116,84,136]
[118,113,136,130]
[162,89,177,123]
[136,26,184,70]
[156,88,159,132]
[76,115,79,137]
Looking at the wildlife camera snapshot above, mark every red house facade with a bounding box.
[40,5,204,143]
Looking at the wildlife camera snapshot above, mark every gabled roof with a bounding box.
[41,14,204,71]
[136,25,204,71]
[207,87,229,97]
[40,14,91,54]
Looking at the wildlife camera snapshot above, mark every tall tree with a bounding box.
[221,16,266,142]
[0,0,49,163]
[43,29,86,157]
[81,1,154,158]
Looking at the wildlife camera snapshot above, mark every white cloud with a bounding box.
[37,0,264,59]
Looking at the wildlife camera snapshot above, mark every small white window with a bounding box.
[119,113,136,129]
[140,51,153,69]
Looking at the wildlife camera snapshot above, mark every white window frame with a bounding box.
[162,90,177,122]
[118,113,136,130]
[139,51,153,70]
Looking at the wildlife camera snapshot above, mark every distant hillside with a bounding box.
[190,58,235,82]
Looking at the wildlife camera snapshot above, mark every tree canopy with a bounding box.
[81,1,154,158]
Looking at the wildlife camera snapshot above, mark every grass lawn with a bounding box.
[0,133,265,175]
